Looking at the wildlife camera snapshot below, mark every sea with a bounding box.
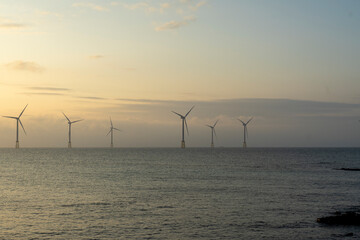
[0,148,359,239]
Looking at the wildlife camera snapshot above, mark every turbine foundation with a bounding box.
[68,142,72,148]
[243,142,247,148]
[15,141,19,149]
[211,143,214,148]
[181,141,185,148]
[110,143,113,148]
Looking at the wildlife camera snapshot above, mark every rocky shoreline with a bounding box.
[317,211,360,225]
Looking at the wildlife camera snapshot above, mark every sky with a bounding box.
[0,0,360,148]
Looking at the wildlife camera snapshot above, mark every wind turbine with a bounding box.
[63,113,83,148]
[3,104,28,148]
[172,106,194,148]
[206,120,218,148]
[107,117,121,148]
[238,117,253,148]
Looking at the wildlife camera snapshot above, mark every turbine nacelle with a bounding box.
[238,117,253,126]
[63,112,83,125]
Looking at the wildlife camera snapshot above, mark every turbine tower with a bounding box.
[172,106,194,148]
[206,120,218,148]
[3,104,28,148]
[238,117,253,148]
[63,113,83,148]
[107,117,121,148]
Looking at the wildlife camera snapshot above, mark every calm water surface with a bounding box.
[0,148,359,239]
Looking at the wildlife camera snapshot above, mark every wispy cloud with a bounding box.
[116,98,172,104]
[21,86,71,96]
[189,0,207,11]
[0,23,26,29]
[122,2,170,13]
[36,10,63,17]
[5,61,44,72]
[155,15,196,31]
[73,2,109,12]
[27,87,71,92]
[110,2,120,6]
[0,17,26,29]
[112,97,360,119]
[123,2,149,10]
[88,55,104,59]
[22,92,65,96]
[76,96,108,100]
[119,1,207,31]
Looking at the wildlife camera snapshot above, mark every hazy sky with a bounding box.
[0,0,360,148]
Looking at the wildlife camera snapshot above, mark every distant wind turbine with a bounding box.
[172,106,194,148]
[63,113,83,148]
[238,117,253,148]
[107,117,121,148]
[206,120,219,148]
[3,104,28,148]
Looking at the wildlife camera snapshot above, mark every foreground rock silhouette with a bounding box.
[337,168,360,171]
[317,211,360,225]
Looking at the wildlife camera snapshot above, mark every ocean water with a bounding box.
[0,148,359,239]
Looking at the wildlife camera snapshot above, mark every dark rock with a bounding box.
[338,168,360,171]
[317,211,360,225]
[345,232,354,237]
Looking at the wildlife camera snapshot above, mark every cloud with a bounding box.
[0,17,26,29]
[36,10,63,17]
[162,3,171,9]
[189,0,207,11]
[5,61,44,72]
[111,97,360,119]
[177,0,207,11]
[21,86,71,97]
[76,96,108,100]
[73,2,109,12]
[110,2,120,6]
[0,23,26,29]
[116,98,172,104]
[88,55,104,59]
[27,87,71,92]
[123,2,149,10]
[155,16,196,31]
[123,2,170,13]
[22,92,65,96]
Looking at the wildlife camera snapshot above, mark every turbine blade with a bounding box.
[71,119,83,124]
[63,112,70,122]
[185,119,189,136]
[172,111,183,118]
[213,120,219,127]
[113,128,121,131]
[185,105,195,117]
[3,116,18,119]
[246,126,249,140]
[110,117,113,128]
[238,119,246,125]
[214,128,217,139]
[18,104,28,118]
[206,124,212,128]
[246,117,253,125]
[19,119,27,135]
[106,129,112,136]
